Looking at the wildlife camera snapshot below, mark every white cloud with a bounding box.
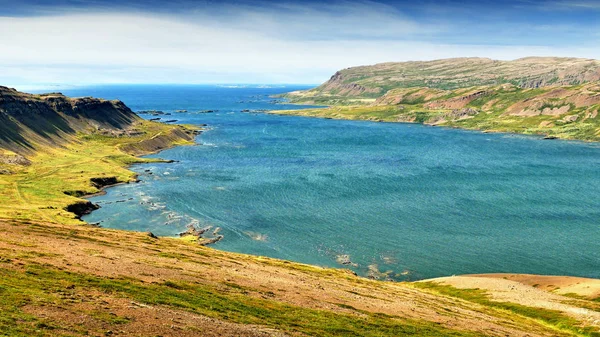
[542,0,600,9]
[0,8,598,85]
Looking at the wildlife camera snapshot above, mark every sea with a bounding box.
[31,84,600,280]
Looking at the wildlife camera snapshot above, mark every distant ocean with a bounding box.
[38,84,600,280]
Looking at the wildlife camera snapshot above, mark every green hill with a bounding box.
[274,58,600,141]
[283,57,600,105]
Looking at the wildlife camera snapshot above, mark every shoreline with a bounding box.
[79,123,223,245]
[83,117,600,282]
[75,118,600,286]
[267,106,600,144]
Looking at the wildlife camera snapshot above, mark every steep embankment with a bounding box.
[0,86,140,154]
[274,57,600,141]
[0,87,198,224]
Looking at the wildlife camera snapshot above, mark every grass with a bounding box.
[414,282,600,337]
[0,121,196,224]
[271,84,600,142]
[0,218,595,336]
[0,261,481,337]
[284,59,600,105]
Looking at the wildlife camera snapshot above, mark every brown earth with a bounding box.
[2,219,596,336]
[467,274,600,300]
[426,275,600,330]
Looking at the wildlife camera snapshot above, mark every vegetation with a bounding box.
[0,121,197,224]
[272,83,600,142]
[1,218,595,336]
[283,57,600,104]
[0,262,479,337]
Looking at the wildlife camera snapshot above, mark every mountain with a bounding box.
[285,57,600,105]
[0,86,140,154]
[275,58,600,141]
[0,87,197,223]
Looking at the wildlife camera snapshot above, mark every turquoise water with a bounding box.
[55,85,600,281]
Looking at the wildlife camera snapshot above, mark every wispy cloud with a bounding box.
[0,0,598,85]
[541,0,600,9]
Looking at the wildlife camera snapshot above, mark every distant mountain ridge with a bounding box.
[0,86,139,154]
[286,57,600,104]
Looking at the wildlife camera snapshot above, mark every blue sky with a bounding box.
[1,0,598,86]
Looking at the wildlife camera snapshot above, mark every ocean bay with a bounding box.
[66,85,600,281]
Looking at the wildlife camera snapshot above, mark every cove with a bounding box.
[70,85,600,281]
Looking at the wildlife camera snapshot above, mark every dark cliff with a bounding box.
[0,86,140,154]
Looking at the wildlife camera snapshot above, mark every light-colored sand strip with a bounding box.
[425,275,600,329]
[466,273,600,299]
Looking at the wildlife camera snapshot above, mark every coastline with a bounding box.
[265,103,600,143]
[79,123,223,245]
[267,109,596,145]
[0,120,200,224]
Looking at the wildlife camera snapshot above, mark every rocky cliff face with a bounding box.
[0,86,140,154]
[316,71,382,97]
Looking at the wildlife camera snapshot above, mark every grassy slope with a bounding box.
[0,120,196,224]
[2,219,598,336]
[272,84,600,142]
[414,282,600,337]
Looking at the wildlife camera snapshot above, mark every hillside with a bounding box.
[2,218,600,336]
[274,58,600,142]
[0,86,141,155]
[0,87,198,224]
[284,57,600,105]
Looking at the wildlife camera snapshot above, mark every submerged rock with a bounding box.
[336,254,358,267]
[179,224,223,246]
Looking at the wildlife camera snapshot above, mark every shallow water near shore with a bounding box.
[48,84,600,281]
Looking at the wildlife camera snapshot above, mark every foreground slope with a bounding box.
[2,219,600,336]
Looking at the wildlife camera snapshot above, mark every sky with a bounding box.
[1,0,599,86]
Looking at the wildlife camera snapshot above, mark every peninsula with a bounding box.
[274,57,600,142]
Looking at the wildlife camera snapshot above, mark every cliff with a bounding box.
[275,57,600,142]
[0,86,140,154]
